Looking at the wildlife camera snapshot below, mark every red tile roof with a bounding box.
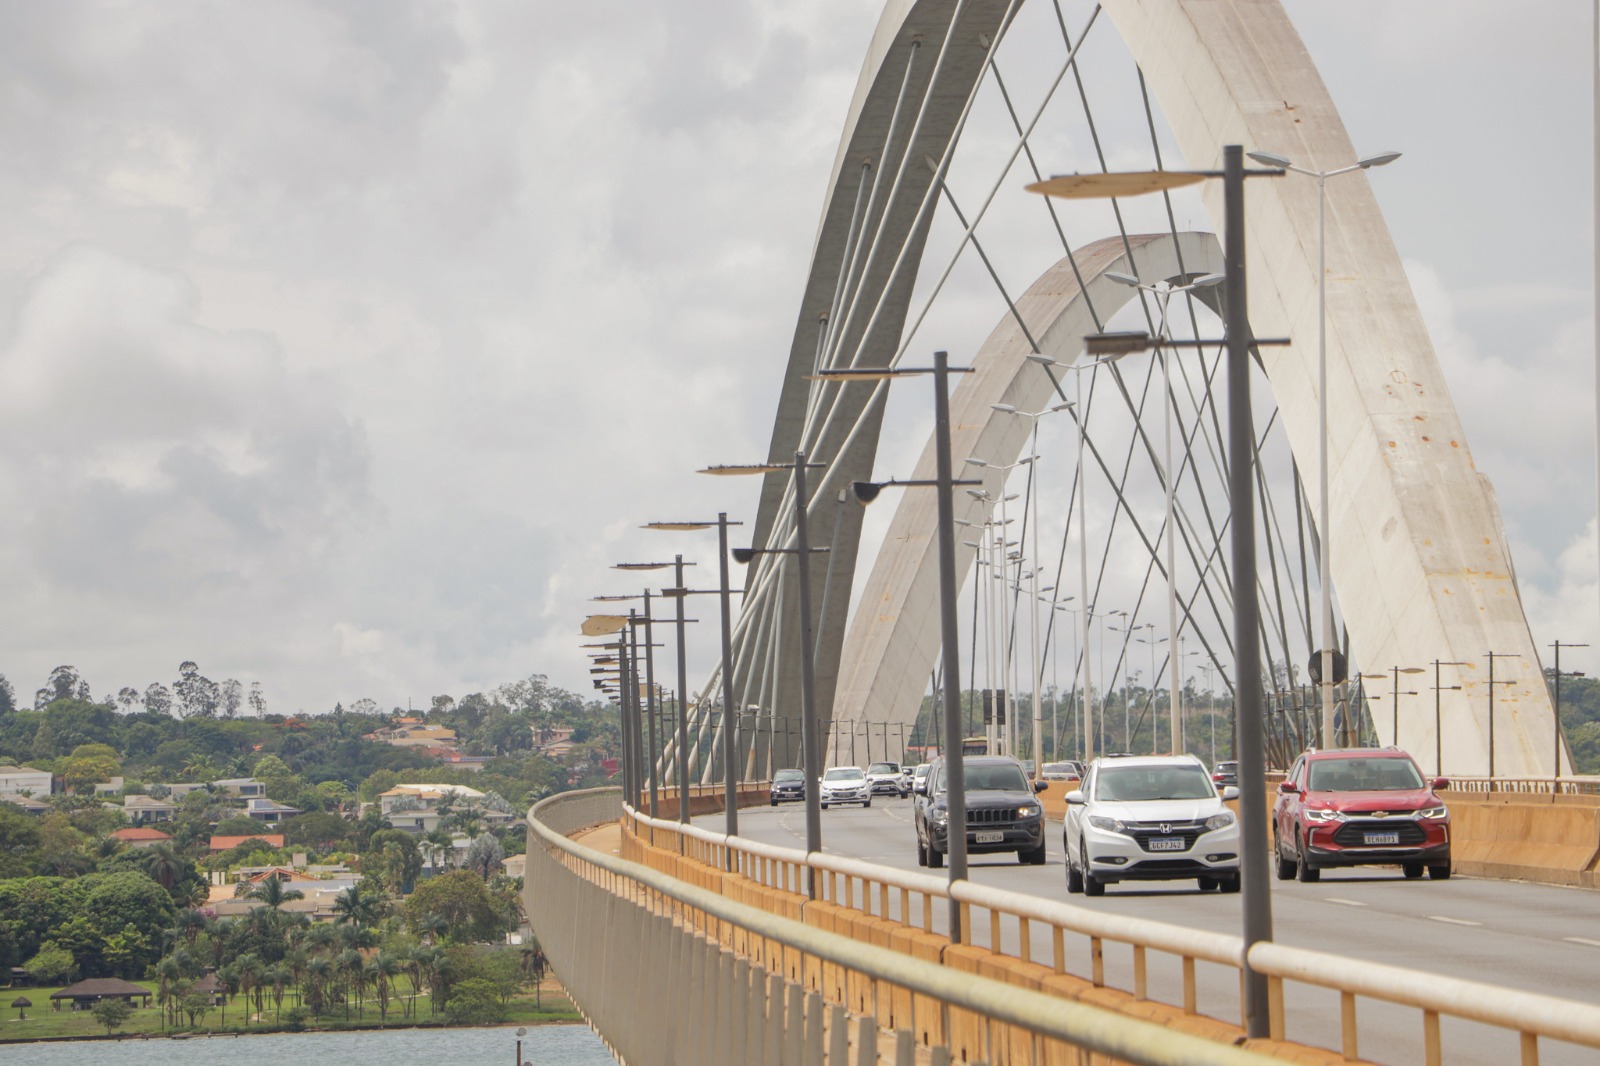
[111,827,172,842]
[208,834,284,852]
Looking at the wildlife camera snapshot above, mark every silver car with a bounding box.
[819,766,871,808]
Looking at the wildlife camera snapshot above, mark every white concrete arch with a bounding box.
[746,0,1556,776]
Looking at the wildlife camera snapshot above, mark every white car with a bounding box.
[865,761,908,797]
[1063,754,1241,896]
[819,766,871,808]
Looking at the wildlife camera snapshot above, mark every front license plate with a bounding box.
[1364,831,1400,846]
[1148,837,1186,852]
[974,830,1004,844]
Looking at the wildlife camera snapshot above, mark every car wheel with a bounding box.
[1403,862,1424,879]
[928,845,944,870]
[1197,876,1218,891]
[1428,862,1452,880]
[1295,835,1320,883]
[1019,842,1047,866]
[864,798,872,808]
[915,838,927,867]
[1080,837,1105,896]
[1218,876,1241,894]
[821,802,829,810]
[1066,853,1084,894]
[771,798,778,807]
[1274,833,1295,881]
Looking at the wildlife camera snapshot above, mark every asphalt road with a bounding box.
[700,797,1600,1065]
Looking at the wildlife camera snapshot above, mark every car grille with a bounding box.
[1332,819,1427,847]
[967,808,1016,826]
[1124,819,1206,852]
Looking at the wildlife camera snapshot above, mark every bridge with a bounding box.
[542,1,1598,1062]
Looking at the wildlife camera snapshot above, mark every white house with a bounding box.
[0,765,53,801]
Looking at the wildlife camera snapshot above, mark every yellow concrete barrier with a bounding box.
[1448,795,1600,886]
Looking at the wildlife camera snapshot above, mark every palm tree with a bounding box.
[174,908,210,949]
[248,876,305,911]
[155,955,182,1029]
[337,948,362,1019]
[417,912,447,947]
[303,956,333,1017]
[266,962,290,1022]
[217,963,238,1028]
[332,882,383,930]
[368,953,400,1021]
[142,842,186,891]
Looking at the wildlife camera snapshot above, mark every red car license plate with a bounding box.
[1364,831,1399,846]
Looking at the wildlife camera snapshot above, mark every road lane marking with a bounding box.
[1324,898,1366,907]
[1564,937,1600,948]
[1428,916,1481,927]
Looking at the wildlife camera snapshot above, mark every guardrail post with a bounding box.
[805,989,826,1065]
[895,1026,916,1066]
[856,1016,880,1066]
[730,956,749,1066]
[765,970,785,1064]
[785,982,806,1064]
[829,1003,850,1063]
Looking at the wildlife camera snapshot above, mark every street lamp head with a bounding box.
[1246,150,1291,168]
[731,547,755,564]
[1105,271,1141,288]
[1190,273,1226,289]
[1358,150,1402,169]
[851,480,884,505]
[1085,331,1153,356]
[1026,170,1206,199]
[613,562,674,571]
[643,521,717,531]
[966,488,990,501]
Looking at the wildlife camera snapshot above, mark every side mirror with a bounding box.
[1065,789,1085,805]
[1222,786,1240,801]
[1431,777,1450,791]
[1277,781,1300,794]
[913,782,927,796]
[1033,780,1049,793]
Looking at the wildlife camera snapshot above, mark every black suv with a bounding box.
[769,768,805,806]
[913,755,1048,867]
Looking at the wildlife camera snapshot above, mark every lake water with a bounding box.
[0,1023,616,1065]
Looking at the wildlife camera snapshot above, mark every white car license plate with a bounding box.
[974,830,1004,844]
[1148,837,1185,852]
[1364,831,1400,846]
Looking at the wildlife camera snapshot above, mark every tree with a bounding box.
[116,686,141,714]
[23,941,76,984]
[444,976,503,1024]
[91,996,133,1035]
[0,673,14,715]
[59,743,121,793]
[220,679,243,719]
[144,683,174,718]
[332,882,384,930]
[248,682,267,718]
[0,804,42,877]
[464,834,505,880]
[248,877,305,911]
[406,871,512,944]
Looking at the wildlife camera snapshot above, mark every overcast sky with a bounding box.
[0,1,1592,715]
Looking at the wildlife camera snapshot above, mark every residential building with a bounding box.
[212,777,267,798]
[243,796,302,823]
[117,794,177,826]
[110,827,172,849]
[0,765,53,801]
[208,833,285,853]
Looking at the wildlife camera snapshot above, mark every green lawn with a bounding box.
[0,981,580,1042]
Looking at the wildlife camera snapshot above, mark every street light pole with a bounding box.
[673,554,691,826]
[1431,660,1466,778]
[1551,640,1587,785]
[1484,651,1520,780]
[1247,147,1400,753]
[822,353,980,941]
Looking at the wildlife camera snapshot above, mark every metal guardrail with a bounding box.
[528,788,1277,1066]
[624,803,1600,1064]
[1445,777,1600,797]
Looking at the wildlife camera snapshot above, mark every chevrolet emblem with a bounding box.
[1373,811,1389,818]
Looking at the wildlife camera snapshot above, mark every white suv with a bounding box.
[1063,754,1241,896]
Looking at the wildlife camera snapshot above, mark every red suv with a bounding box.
[1274,748,1451,882]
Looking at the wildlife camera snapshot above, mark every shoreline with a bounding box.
[0,1016,586,1046]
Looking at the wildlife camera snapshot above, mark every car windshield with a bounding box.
[867,763,895,774]
[1214,763,1237,773]
[1307,758,1424,792]
[824,768,864,781]
[965,765,1029,792]
[1095,764,1215,801]
[1042,762,1076,775]
[773,770,803,782]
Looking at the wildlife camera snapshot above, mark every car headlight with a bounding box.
[1087,814,1126,833]
[1203,811,1235,831]
[1304,808,1345,823]
[931,808,948,825]
[1017,804,1042,818]
[1413,805,1448,820]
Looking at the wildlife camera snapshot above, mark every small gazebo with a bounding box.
[11,995,29,1019]
[49,978,152,1012]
